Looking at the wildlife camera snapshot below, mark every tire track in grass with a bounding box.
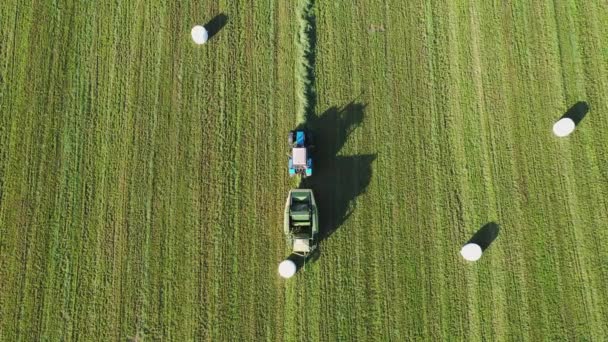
[201,2,254,338]
[75,4,119,338]
[353,0,392,339]
[507,3,561,339]
[245,2,290,339]
[414,2,441,339]
[15,2,81,338]
[232,3,263,338]
[114,5,139,339]
[483,3,535,339]
[187,9,225,330]
[436,2,496,339]
[381,1,433,338]
[185,2,226,340]
[0,2,18,251]
[120,3,155,338]
[107,3,151,339]
[466,3,522,340]
[150,2,201,338]
[0,2,35,338]
[506,3,563,339]
[443,2,493,339]
[83,5,115,339]
[374,1,414,338]
[61,8,96,337]
[459,3,489,339]
[192,2,222,339]
[426,1,458,338]
[187,3,224,337]
[62,2,103,338]
[222,5,246,338]
[350,1,394,338]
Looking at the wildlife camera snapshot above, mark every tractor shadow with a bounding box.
[559,101,589,126]
[205,13,228,41]
[467,222,500,252]
[298,102,376,244]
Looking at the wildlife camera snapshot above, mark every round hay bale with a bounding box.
[278,260,297,278]
[460,243,483,262]
[191,25,208,45]
[553,118,575,137]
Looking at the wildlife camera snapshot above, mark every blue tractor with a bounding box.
[288,130,313,177]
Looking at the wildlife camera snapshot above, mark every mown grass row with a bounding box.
[294,0,316,125]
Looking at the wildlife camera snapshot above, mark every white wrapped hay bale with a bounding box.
[191,25,208,45]
[278,260,297,278]
[460,243,483,262]
[553,118,575,137]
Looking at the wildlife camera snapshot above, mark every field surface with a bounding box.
[1,0,608,340]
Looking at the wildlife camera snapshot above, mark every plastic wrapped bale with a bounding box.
[278,260,297,278]
[460,243,483,261]
[553,118,575,137]
[191,25,209,44]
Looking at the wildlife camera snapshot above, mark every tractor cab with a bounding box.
[288,131,313,177]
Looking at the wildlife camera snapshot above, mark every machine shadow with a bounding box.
[299,102,376,244]
[560,101,589,126]
[205,13,228,40]
[467,222,500,252]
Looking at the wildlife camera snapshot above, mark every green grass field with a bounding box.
[2,0,608,340]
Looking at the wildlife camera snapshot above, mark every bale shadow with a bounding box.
[467,222,500,251]
[298,102,376,243]
[205,13,228,40]
[560,101,589,126]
